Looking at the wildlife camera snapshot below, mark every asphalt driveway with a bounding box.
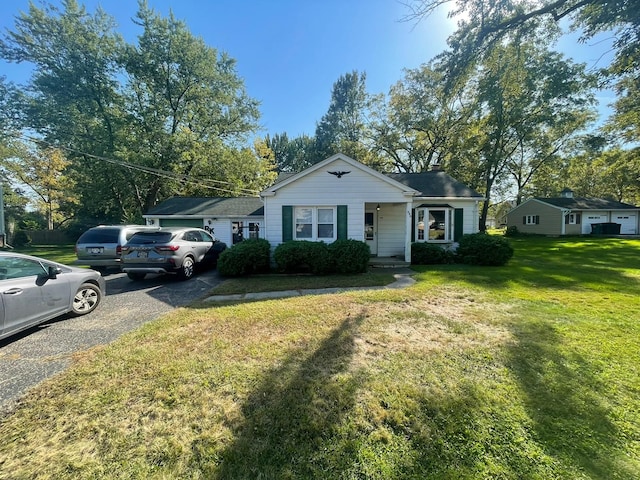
[0,269,222,415]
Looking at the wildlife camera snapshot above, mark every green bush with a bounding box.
[218,239,271,277]
[411,242,453,265]
[274,241,333,275]
[13,230,32,248]
[456,233,514,266]
[504,225,519,237]
[328,239,370,274]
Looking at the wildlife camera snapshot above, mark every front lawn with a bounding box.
[0,236,638,479]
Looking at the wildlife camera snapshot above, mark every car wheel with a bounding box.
[178,256,195,280]
[127,272,146,281]
[72,283,102,316]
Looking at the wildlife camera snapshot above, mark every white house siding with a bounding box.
[263,158,411,248]
[377,204,406,257]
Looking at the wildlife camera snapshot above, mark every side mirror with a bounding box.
[48,266,62,279]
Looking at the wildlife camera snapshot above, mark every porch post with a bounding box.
[404,201,412,263]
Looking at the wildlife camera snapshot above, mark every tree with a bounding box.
[460,40,595,228]
[0,0,263,223]
[404,0,640,144]
[314,71,371,161]
[370,63,472,172]
[3,145,78,229]
[265,133,317,173]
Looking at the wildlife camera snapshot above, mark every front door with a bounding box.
[365,210,377,255]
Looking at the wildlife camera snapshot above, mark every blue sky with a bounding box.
[0,0,615,139]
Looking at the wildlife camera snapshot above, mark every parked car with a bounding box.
[0,252,106,341]
[121,227,227,281]
[75,225,158,273]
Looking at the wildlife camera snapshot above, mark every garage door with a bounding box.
[159,219,203,228]
[613,213,637,235]
[582,213,608,234]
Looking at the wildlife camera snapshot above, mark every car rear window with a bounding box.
[128,232,173,244]
[77,228,120,243]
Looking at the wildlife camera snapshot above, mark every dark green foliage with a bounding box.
[274,241,333,275]
[327,239,370,274]
[504,226,519,237]
[411,242,453,264]
[13,230,31,247]
[218,239,270,277]
[457,233,514,266]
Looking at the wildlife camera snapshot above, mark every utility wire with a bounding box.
[7,132,263,196]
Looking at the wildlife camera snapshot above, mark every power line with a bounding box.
[7,132,263,196]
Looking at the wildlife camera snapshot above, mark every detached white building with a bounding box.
[144,154,484,262]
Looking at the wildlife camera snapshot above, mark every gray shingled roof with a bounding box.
[537,197,639,210]
[146,197,264,216]
[387,172,483,198]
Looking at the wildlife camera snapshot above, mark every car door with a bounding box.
[0,257,70,337]
[195,230,216,266]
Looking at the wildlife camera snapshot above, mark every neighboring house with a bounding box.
[506,188,640,235]
[144,154,484,261]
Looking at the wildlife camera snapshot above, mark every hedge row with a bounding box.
[411,233,514,266]
[218,238,371,277]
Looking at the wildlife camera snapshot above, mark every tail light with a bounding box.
[156,245,180,252]
[116,244,123,255]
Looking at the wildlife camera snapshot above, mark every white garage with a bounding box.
[581,212,609,234]
[612,212,638,235]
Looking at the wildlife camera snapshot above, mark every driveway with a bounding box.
[0,269,222,415]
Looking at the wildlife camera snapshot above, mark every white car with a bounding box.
[0,252,106,341]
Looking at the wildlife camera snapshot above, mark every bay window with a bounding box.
[415,206,453,242]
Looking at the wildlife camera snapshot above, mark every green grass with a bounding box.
[0,236,638,479]
[12,244,77,265]
[211,271,397,294]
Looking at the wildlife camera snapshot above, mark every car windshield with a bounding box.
[128,232,173,244]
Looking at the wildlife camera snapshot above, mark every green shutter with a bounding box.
[454,208,464,241]
[282,206,293,242]
[411,209,416,241]
[337,205,348,239]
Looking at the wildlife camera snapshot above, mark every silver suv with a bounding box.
[121,227,227,281]
[75,225,157,273]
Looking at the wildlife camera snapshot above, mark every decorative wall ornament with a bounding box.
[327,171,351,178]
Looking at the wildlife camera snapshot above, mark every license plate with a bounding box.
[137,251,148,258]
[88,247,102,254]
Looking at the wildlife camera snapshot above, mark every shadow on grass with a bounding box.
[210,314,365,479]
[506,320,632,478]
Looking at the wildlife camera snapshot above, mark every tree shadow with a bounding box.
[209,314,365,479]
[505,321,632,478]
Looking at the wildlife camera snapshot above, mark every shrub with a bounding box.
[13,230,32,248]
[274,241,333,275]
[456,233,514,266]
[328,239,370,274]
[218,239,271,277]
[411,242,453,265]
[504,225,519,237]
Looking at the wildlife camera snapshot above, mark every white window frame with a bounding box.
[294,206,336,242]
[568,213,578,224]
[525,215,538,225]
[415,207,453,243]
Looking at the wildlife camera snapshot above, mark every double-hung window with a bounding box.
[295,207,336,241]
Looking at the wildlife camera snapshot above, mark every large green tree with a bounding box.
[371,63,472,173]
[314,71,372,162]
[0,0,267,223]
[459,40,595,228]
